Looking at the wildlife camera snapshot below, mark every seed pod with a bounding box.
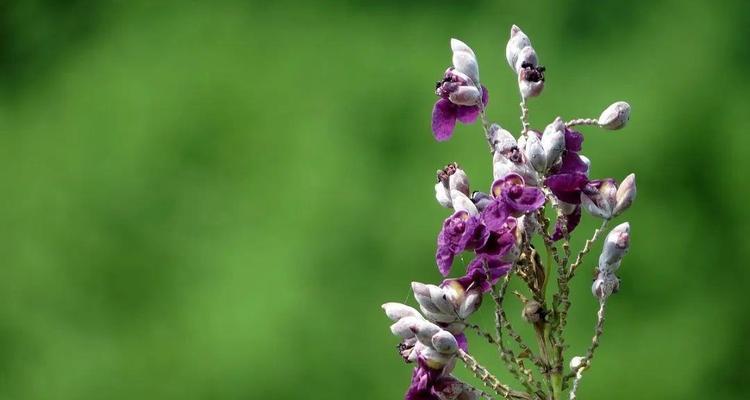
[451,38,479,84]
[613,173,636,216]
[382,302,421,321]
[598,101,631,130]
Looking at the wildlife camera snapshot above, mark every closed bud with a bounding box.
[412,282,441,314]
[470,191,493,212]
[412,319,442,347]
[435,182,452,208]
[518,73,544,98]
[382,302,421,322]
[524,132,546,172]
[458,290,482,319]
[599,222,630,267]
[429,284,455,315]
[521,300,545,324]
[451,39,479,84]
[420,347,453,369]
[390,316,422,339]
[613,173,636,216]
[505,25,532,73]
[598,101,631,130]
[541,117,566,168]
[448,85,481,106]
[449,168,471,197]
[581,179,618,219]
[489,124,517,154]
[431,330,459,354]
[514,46,538,74]
[592,271,620,299]
[451,190,479,216]
[569,356,586,371]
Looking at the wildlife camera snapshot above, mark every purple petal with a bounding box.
[546,173,588,204]
[557,151,588,175]
[432,99,457,141]
[454,332,469,352]
[458,216,490,250]
[504,187,545,215]
[435,246,456,277]
[461,255,511,292]
[481,85,489,106]
[476,229,516,259]
[552,206,582,241]
[479,200,509,232]
[456,105,480,123]
[564,128,584,152]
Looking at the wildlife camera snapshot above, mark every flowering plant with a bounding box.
[382,25,636,400]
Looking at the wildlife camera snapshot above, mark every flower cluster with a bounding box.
[383,25,638,400]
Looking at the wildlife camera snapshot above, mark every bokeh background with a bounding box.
[0,0,748,399]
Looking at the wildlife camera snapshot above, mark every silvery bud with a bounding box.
[429,284,455,315]
[613,173,636,217]
[421,347,453,369]
[451,190,479,216]
[448,168,470,197]
[592,271,620,299]
[581,179,618,219]
[598,101,631,130]
[541,117,566,168]
[457,290,481,319]
[579,155,591,175]
[435,182,452,208]
[599,222,630,269]
[448,85,481,106]
[412,282,441,314]
[412,319,443,347]
[382,302,421,321]
[390,316,422,338]
[524,131,546,172]
[451,39,479,84]
[514,46,538,74]
[488,124,517,154]
[505,25,532,73]
[431,330,459,354]
[518,73,545,98]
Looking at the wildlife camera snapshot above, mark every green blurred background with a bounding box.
[0,0,748,399]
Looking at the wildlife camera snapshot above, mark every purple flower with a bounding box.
[545,173,588,204]
[456,255,512,293]
[405,362,444,400]
[432,68,489,141]
[491,173,545,216]
[436,211,489,276]
[545,127,589,204]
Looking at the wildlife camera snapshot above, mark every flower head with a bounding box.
[490,173,545,216]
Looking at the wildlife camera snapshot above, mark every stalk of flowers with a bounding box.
[382,25,637,400]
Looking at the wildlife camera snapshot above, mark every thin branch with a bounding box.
[564,118,598,128]
[457,350,531,400]
[567,298,608,399]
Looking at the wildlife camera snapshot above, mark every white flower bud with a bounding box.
[413,320,442,346]
[420,347,453,369]
[429,284,455,315]
[598,101,631,130]
[382,302,421,321]
[599,222,630,268]
[431,330,459,354]
[613,173,636,217]
[451,38,479,84]
[412,282,442,314]
[569,356,586,371]
[435,182,452,208]
[450,190,479,216]
[579,155,591,175]
[448,85,481,106]
[518,75,544,99]
[448,169,470,197]
[458,290,481,319]
[505,25,531,73]
[488,124,516,154]
[541,117,566,168]
[524,132,546,172]
[390,316,421,338]
[592,271,620,299]
[581,179,618,219]
[514,46,538,73]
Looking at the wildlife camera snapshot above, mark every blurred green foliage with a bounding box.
[0,0,748,399]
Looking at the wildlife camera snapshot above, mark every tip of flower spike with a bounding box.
[511,24,521,36]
